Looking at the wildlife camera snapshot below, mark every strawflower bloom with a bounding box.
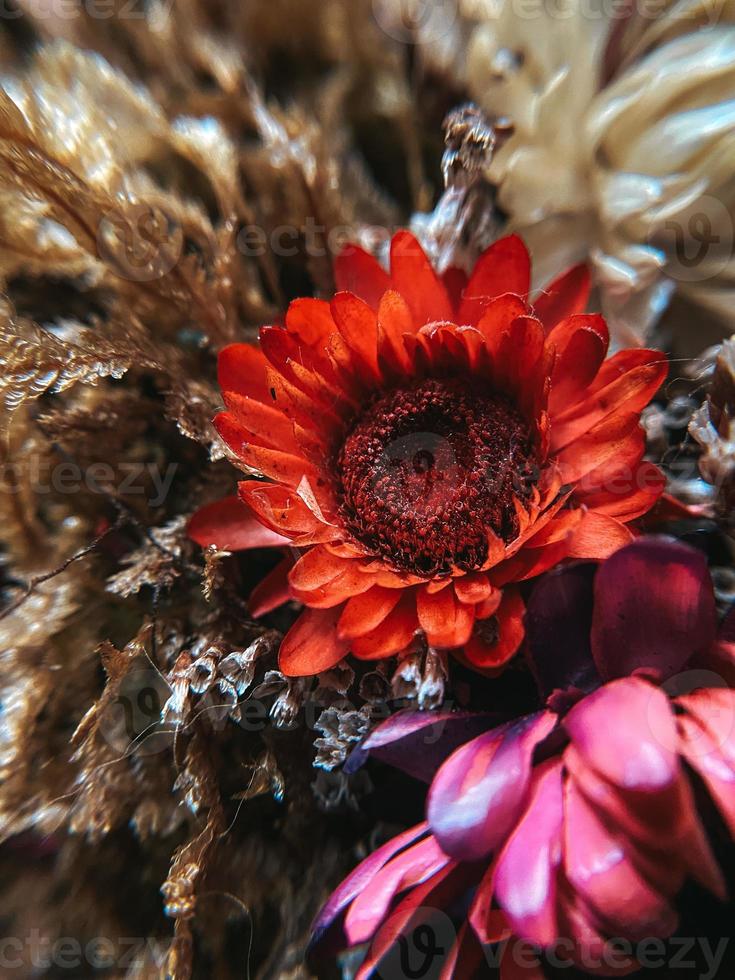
[190,232,668,676]
[311,537,735,977]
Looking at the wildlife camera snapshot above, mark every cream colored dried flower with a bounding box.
[403,0,735,343]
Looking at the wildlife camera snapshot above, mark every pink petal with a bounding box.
[310,821,428,945]
[564,687,727,901]
[562,745,686,900]
[590,536,717,682]
[440,922,489,980]
[563,777,678,942]
[468,859,509,945]
[678,708,735,836]
[427,711,556,861]
[494,761,564,946]
[345,709,498,783]
[498,940,548,980]
[344,835,451,945]
[557,882,642,976]
[354,862,475,979]
[524,563,601,700]
[564,678,678,792]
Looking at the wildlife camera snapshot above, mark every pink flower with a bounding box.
[311,537,735,977]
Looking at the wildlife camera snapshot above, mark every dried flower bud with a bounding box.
[314,705,373,771]
[390,646,447,709]
[689,336,735,522]
[162,651,194,729]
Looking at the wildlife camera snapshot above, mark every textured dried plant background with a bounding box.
[0,4,453,978]
[0,2,734,979]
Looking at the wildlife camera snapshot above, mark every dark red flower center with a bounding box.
[337,379,538,576]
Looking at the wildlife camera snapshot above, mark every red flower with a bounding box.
[311,538,735,977]
[189,233,667,676]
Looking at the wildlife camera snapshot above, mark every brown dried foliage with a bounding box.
[0,5,449,977]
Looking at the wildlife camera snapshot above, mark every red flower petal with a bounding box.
[217,343,270,402]
[442,266,469,313]
[376,289,416,378]
[427,711,556,861]
[458,235,531,325]
[492,315,546,405]
[238,480,336,542]
[464,588,526,669]
[222,390,299,452]
[248,555,293,617]
[264,362,344,437]
[588,347,660,393]
[453,572,494,605]
[334,242,391,309]
[351,592,419,659]
[492,538,572,587]
[473,294,528,352]
[590,537,717,682]
[279,606,350,675]
[533,263,591,332]
[417,583,475,648]
[579,460,665,522]
[330,291,380,376]
[284,297,336,346]
[556,411,642,484]
[548,322,608,416]
[572,427,647,503]
[550,354,667,452]
[215,415,319,488]
[566,510,634,560]
[290,549,372,607]
[337,586,402,639]
[188,495,289,550]
[547,312,608,357]
[390,230,453,325]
